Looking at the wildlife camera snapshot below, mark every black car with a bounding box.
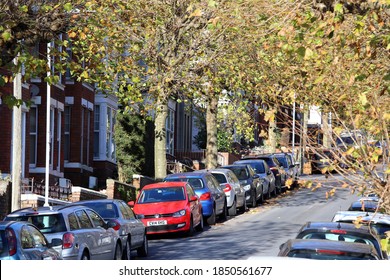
[295,221,387,259]
[273,152,297,188]
[278,239,381,260]
[220,164,263,207]
[348,199,382,213]
[241,154,285,193]
[72,199,148,259]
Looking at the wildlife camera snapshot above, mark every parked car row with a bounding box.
[278,194,390,260]
[1,199,148,260]
[129,154,301,238]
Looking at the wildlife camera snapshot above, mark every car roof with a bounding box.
[299,221,373,233]
[202,168,235,174]
[165,171,210,178]
[142,181,187,190]
[333,211,390,225]
[0,220,19,229]
[234,159,265,163]
[6,204,89,216]
[221,164,249,169]
[285,239,378,255]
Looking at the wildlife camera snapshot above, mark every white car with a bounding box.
[205,168,247,216]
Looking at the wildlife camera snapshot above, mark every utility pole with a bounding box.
[11,56,22,211]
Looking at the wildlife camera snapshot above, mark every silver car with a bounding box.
[0,220,62,260]
[72,199,148,259]
[205,168,247,216]
[5,205,122,260]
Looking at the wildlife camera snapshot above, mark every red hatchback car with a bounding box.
[130,182,204,236]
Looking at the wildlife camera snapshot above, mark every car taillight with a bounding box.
[5,228,17,256]
[62,232,75,249]
[200,192,211,200]
[270,167,278,171]
[111,220,121,231]
[317,249,345,255]
[223,184,232,192]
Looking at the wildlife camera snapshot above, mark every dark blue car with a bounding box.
[164,171,227,225]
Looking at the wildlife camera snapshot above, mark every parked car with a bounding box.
[286,152,300,178]
[348,199,382,213]
[72,199,148,259]
[241,154,285,193]
[273,152,297,188]
[164,171,227,225]
[233,159,277,199]
[0,220,62,260]
[309,149,336,174]
[5,205,122,260]
[220,164,263,207]
[129,181,203,236]
[332,211,390,239]
[278,239,381,260]
[295,221,387,259]
[201,168,246,215]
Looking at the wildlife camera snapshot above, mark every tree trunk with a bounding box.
[268,106,277,153]
[154,101,168,180]
[322,111,331,148]
[206,95,218,169]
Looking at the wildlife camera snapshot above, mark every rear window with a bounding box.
[137,187,186,204]
[275,156,288,168]
[165,177,204,189]
[287,249,377,260]
[79,202,119,219]
[227,167,249,180]
[212,173,227,184]
[5,214,67,234]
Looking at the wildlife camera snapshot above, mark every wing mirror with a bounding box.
[49,238,62,248]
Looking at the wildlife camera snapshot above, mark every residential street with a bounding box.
[135,174,360,260]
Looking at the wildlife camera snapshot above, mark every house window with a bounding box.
[29,107,38,165]
[166,108,175,155]
[57,110,62,171]
[93,105,100,158]
[106,107,116,161]
[64,106,71,161]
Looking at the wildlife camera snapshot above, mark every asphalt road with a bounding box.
[137,173,360,260]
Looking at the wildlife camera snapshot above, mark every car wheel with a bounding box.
[114,242,122,260]
[137,234,148,257]
[81,251,90,260]
[228,199,237,216]
[206,207,216,225]
[123,238,131,260]
[240,198,248,213]
[186,216,195,237]
[258,186,264,204]
[272,184,277,197]
[220,201,228,221]
[195,213,204,232]
[266,184,271,199]
[251,189,258,207]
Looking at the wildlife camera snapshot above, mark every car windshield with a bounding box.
[287,249,377,260]
[165,178,204,189]
[239,162,265,174]
[80,202,119,219]
[137,187,186,203]
[5,214,67,234]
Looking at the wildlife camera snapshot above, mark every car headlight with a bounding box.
[243,184,251,191]
[172,209,186,217]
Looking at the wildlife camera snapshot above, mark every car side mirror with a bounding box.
[267,170,272,175]
[253,174,259,179]
[106,220,120,230]
[128,201,135,208]
[50,238,62,248]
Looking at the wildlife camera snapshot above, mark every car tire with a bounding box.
[266,184,271,199]
[81,251,90,260]
[258,186,264,204]
[272,184,277,197]
[239,198,248,213]
[206,207,216,225]
[123,238,131,260]
[251,189,258,207]
[195,213,204,232]
[228,199,237,216]
[186,216,195,237]
[137,234,148,257]
[114,242,122,260]
[220,201,228,221]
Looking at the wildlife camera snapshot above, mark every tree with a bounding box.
[266,0,390,212]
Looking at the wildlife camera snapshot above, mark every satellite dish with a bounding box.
[30,84,40,97]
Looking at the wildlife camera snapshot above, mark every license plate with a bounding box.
[147,220,167,226]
